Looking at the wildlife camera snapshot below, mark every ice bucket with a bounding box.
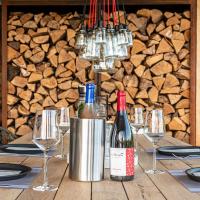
[69,118,105,181]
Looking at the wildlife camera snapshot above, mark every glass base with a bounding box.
[55,154,67,160]
[145,169,165,175]
[33,184,58,192]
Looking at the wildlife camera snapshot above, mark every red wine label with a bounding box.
[110,148,134,176]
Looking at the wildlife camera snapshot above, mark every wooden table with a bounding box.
[1,133,200,200]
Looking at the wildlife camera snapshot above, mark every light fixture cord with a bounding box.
[81,0,87,26]
[116,0,120,25]
[122,2,127,25]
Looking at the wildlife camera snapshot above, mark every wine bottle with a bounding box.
[79,83,96,119]
[110,91,134,181]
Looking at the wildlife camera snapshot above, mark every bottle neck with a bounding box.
[85,89,95,104]
[117,95,126,112]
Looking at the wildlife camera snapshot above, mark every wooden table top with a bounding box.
[1,133,200,200]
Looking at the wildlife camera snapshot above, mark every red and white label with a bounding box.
[110,148,134,176]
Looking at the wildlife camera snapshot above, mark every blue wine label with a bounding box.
[110,148,134,176]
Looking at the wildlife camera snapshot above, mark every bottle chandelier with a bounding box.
[75,0,133,72]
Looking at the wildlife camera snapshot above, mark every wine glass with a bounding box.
[144,109,165,175]
[130,107,144,166]
[56,107,70,160]
[32,109,60,191]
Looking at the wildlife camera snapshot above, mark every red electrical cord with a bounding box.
[103,0,106,27]
[107,0,110,25]
[94,0,97,27]
[112,0,117,26]
[88,0,92,28]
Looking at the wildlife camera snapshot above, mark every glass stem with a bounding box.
[61,134,64,159]
[153,143,157,172]
[43,151,49,187]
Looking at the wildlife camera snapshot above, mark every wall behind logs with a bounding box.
[7,9,191,142]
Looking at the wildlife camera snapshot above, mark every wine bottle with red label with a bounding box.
[110,91,134,181]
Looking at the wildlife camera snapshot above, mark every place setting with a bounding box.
[0,108,70,191]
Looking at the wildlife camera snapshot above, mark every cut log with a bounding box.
[8,82,16,94]
[152,76,165,90]
[151,9,163,23]
[67,29,76,41]
[123,75,139,88]
[136,90,148,99]
[43,96,55,107]
[168,117,186,131]
[108,93,117,103]
[20,13,33,24]
[11,76,27,88]
[166,16,180,26]
[8,108,19,119]
[18,105,30,116]
[125,91,134,104]
[21,100,30,110]
[75,69,86,83]
[142,45,155,55]
[156,38,174,54]
[181,89,190,98]
[114,81,124,91]
[15,117,28,129]
[113,68,124,82]
[180,113,190,125]
[18,90,32,101]
[168,94,182,105]
[30,103,43,113]
[59,70,73,78]
[134,65,145,77]
[58,89,79,100]
[147,23,156,36]
[101,82,116,93]
[23,20,37,29]
[163,103,175,115]
[180,19,191,31]
[58,49,73,63]
[16,125,32,136]
[176,99,189,109]
[49,30,66,44]
[55,99,69,108]
[49,88,58,102]
[159,26,173,39]
[100,72,111,81]
[7,46,20,62]
[65,60,76,72]
[58,80,72,90]
[151,60,172,75]
[28,72,43,82]
[76,57,91,71]
[146,54,163,67]
[156,21,165,32]
[43,67,54,78]
[7,94,18,105]
[126,87,138,98]
[32,35,49,44]
[148,86,159,102]
[122,61,133,75]
[41,76,58,89]
[29,51,45,63]
[163,73,179,88]
[30,93,43,104]
[130,54,146,67]
[131,39,146,54]
[27,83,36,92]
[160,86,180,94]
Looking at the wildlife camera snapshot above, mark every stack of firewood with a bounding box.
[7,9,190,142]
